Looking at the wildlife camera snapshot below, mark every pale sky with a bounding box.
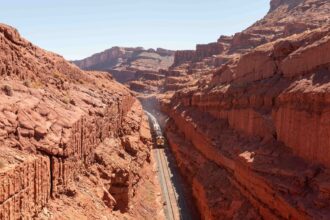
[0,0,269,60]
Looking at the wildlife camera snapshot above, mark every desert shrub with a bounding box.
[69,99,76,105]
[31,80,44,89]
[61,95,70,104]
[2,85,13,96]
[23,80,32,88]
[53,70,62,79]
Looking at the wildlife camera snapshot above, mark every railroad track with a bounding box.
[155,148,178,220]
[145,111,180,220]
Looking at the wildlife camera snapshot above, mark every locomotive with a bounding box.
[145,111,165,148]
[154,124,165,147]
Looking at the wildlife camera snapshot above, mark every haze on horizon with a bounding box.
[1,0,269,60]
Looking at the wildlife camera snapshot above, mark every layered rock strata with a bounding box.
[0,24,160,219]
[160,0,330,219]
[73,47,174,93]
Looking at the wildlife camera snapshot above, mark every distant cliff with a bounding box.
[73,47,174,73]
[73,47,175,93]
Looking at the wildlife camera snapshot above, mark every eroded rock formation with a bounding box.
[156,0,330,219]
[0,24,162,219]
[73,47,175,93]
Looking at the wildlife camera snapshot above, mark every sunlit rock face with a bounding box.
[156,0,330,219]
[73,47,175,94]
[0,24,162,220]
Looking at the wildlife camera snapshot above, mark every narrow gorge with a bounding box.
[75,0,330,219]
[1,0,330,219]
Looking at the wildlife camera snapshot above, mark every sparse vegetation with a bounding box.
[61,93,76,105]
[69,99,76,105]
[61,95,70,104]
[23,80,32,88]
[2,85,13,96]
[53,70,62,79]
[30,80,44,89]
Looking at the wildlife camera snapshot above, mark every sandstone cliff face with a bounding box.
[173,50,196,66]
[0,24,161,219]
[73,47,175,94]
[73,47,174,73]
[173,43,226,67]
[159,0,330,219]
[169,0,330,74]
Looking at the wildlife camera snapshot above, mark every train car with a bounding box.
[145,111,165,148]
[156,136,165,147]
[155,129,165,147]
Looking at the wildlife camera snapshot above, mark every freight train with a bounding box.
[145,111,165,148]
[153,123,165,147]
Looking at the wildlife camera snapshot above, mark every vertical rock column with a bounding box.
[50,95,136,196]
[0,148,50,219]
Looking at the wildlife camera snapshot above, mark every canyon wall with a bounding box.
[0,24,161,219]
[173,42,225,67]
[160,0,330,219]
[173,50,197,66]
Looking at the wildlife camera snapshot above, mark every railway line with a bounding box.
[145,111,178,220]
[155,147,178,220]
[145,111,195,220]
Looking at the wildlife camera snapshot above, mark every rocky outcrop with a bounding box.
[280,33,330,77]
[36,100,162,220]
[173,43,225,67]
[196,43,224,58]
[173,50,196,66]
[0,24,161,219]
